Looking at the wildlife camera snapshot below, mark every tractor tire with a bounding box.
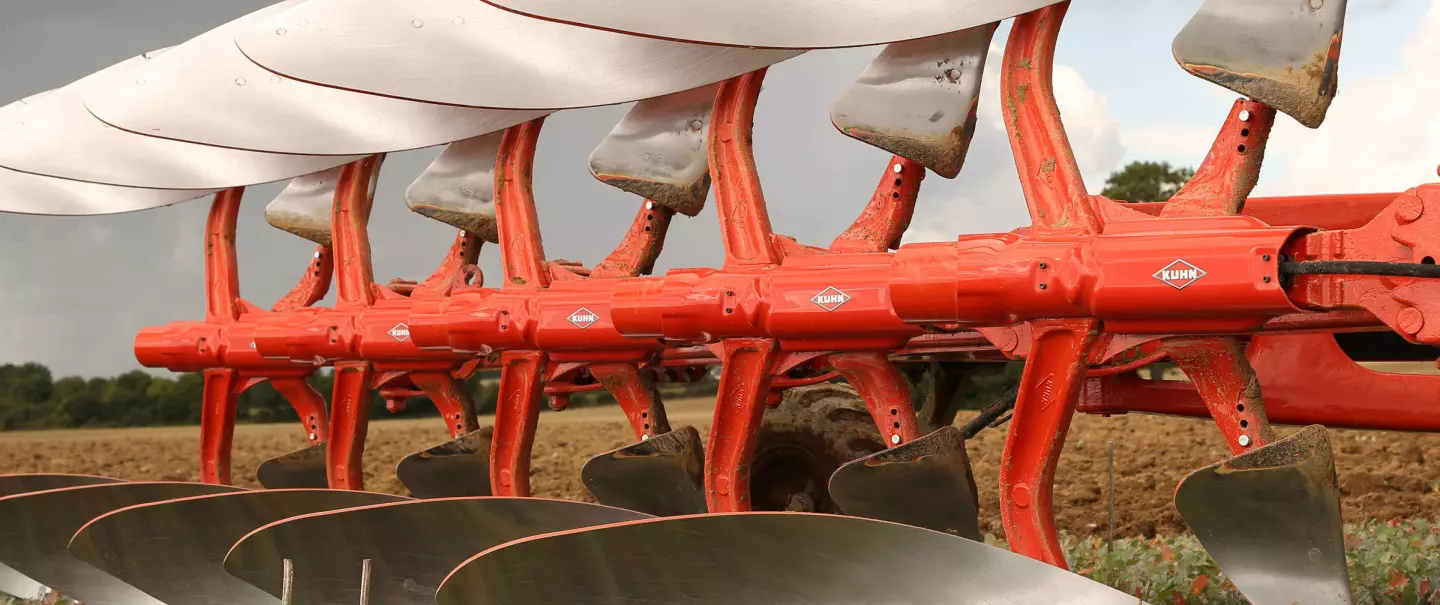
[748,382,885,514]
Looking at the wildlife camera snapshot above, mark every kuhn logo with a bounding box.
[810,286,853,311]
[1152,260,1208,290]
[567,307,599,329]
[388,323,411,342]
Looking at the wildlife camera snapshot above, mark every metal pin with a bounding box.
[1238,109,1251,122]
[1106,441,1115,553]
[282,559,294,605]
[1238,434,1252,447]
[892,163,903,174]
[890,434,901,445]
[359,559,373,605]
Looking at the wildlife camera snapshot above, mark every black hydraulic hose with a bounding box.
[959,385,1019,440]
[1279,260,1440,278]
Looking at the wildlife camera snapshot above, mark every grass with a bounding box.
[983,519,1440,603]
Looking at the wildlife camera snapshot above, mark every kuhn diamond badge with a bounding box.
[568,307,599,329]
[810,286,852,311]
[388,323,411,342]
[1153,259,1207,290]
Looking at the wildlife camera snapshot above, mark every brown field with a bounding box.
[1,397,1435,539]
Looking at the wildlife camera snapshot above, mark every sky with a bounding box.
[0,0,1433,378]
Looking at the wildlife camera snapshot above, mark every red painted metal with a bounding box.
[326,360,372,490]
[830,157,922,253]
[1160,338,1275,453]
[1081,333,1440,431]
[997,318,1099,568]
[490,350,546,496]
[1002,3,1097,233]
[1160,100,1276,218]
[705,337,781,512]
[590,363,668,439]
[711,70,781,268]
[829,352,919,446]
[198,368,241,485]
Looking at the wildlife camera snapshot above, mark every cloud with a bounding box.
[902,45,1125,243]
[1257,0,1440,196]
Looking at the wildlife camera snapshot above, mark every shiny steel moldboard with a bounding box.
[438,512,1152,604]
[70,489,407,605]
[0,482,243,605]
[479,0,1062,49]
[225,497,650,605]
[86,0,545,155]
[235,0,802,110]
[0,53,357,190]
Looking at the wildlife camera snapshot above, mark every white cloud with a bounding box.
[1257,0,1440,195]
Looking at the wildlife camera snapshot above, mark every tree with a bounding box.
[1100,161,1195,203]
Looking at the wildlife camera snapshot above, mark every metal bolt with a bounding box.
[641,434,649,441]
[890,434,901,445]
[1398,306,1425,335]
[893,163,903,174]
[308,433,317,441]
[1262,254,1271,261]
[1396,195,1424,223]
[1038,283,1048,290]
[645,201,654,210]
[1238,434,1251,447]
[313,250,322,259]
[1238,109,1251,122]
[1263,275,1272,283]
[1038,262,1047,269]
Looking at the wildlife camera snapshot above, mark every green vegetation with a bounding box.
[0,362,719,431]
[1099,160,1196,203]
[983,519,1440,603]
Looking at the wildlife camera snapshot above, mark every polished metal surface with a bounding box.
[1173,0,1347,128]
[0,98,218,215]
[406,135,502,243]
[0,473,121,496]
[257,443,330,489]
[438,512,1151,604]
[0,168,217,216]
[236,0,801,110]
[394,428,494,498]
[1175,425,1354,605]
[225,498,650,605]
[0,482,242,605]
[86,1,545,155]
[70,489,407,605]
[580,427,707,517]
[831,25,996,178]
[0,475,123,599]
[266,168,343,246]
[480,0,1061,49]
[0,53,358,190]
[589,85,716,216]
[829,426,981,539]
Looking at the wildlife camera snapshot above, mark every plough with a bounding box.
[0,0,1433,601]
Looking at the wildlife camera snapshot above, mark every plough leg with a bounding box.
[1161,337,1276,454]
[998,318,1099,567]
[326,361,373,490]
[705,338,781,512]
[199,368,241,485]
[490,351,546,497]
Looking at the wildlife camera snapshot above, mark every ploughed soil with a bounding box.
[1,398,1435,538]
